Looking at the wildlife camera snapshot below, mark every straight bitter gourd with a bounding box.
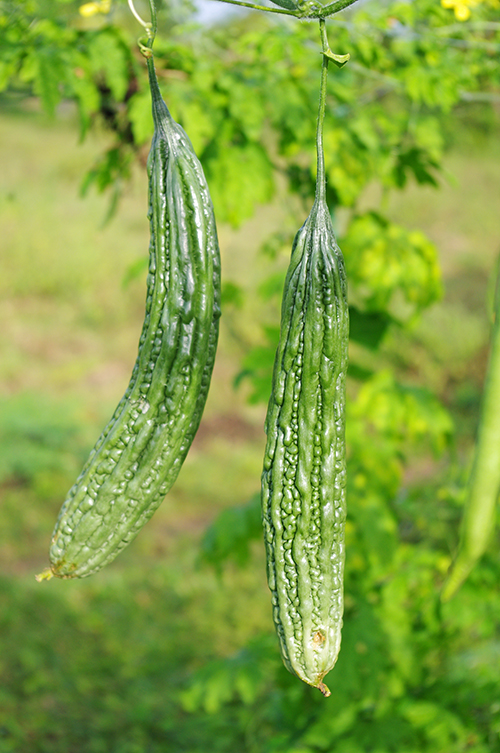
[261,21,349,696]
[41,49,221,579]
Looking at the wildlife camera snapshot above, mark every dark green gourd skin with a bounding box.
[49,57,221,578]
[261,195,348,694]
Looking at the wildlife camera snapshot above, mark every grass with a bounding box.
[1,95,500,751]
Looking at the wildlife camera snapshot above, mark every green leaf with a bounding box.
[0,56,20,92]
[180,634,279,714]
[258,270,287,302]
[342,212,443,315]
[87,29,130,102]
[226,80,266,142]
[80,146,132,196]
[235,327,279,404]
[400,700,470,749]
[198,493,262,570]
[128,88,153,145]
[24,46,65,117]
[174,97,219,155]
[323,50,350,69]
[353,369,454,454]
[394,146,440,188]
[206,141,275,228]
[80,145,133,221]
[68,54,101,138]
[221,281,244,309]
[349,306,394,350]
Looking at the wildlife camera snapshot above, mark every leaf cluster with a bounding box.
[1,0,499,223]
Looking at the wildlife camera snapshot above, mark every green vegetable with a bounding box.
[41,50,221,580]
[441,266,500,602]
[261,21,349,696]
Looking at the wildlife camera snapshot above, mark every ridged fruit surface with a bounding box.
[261,195,348,695]
[48,57,221,578]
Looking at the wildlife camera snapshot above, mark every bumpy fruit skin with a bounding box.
[48,56,221,578]
[261,195,348,695]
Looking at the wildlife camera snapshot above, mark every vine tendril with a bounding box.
[128,0,157,56]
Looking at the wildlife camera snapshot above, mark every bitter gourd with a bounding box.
[261,22,349,696]
[442,263,500,601]
[44,51,221,579]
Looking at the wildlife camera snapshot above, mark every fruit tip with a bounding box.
[35,568,54,583]
[317,681,331,698]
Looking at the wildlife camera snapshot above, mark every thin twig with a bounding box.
[208,0,297,16]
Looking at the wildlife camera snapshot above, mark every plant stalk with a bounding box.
[128,0,157,52]
[315,18,330,204]
[211,0,296,16]
[212,0,359,19]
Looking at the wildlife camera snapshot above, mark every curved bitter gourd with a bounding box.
[261,26,349,696]
[46,54,221,579]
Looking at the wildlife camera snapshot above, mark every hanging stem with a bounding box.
[315,18,330,204]
[128,0,157,54]
[147,0,157,41]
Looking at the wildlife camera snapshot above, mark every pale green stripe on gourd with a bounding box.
[47,55,221,579]
[261,196,348,695]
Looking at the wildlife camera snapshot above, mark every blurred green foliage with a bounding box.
[1,0,500,751]
[0,393,82,487]
[2,0,499,226]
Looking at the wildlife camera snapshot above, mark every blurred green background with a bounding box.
[1,0,500,751]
